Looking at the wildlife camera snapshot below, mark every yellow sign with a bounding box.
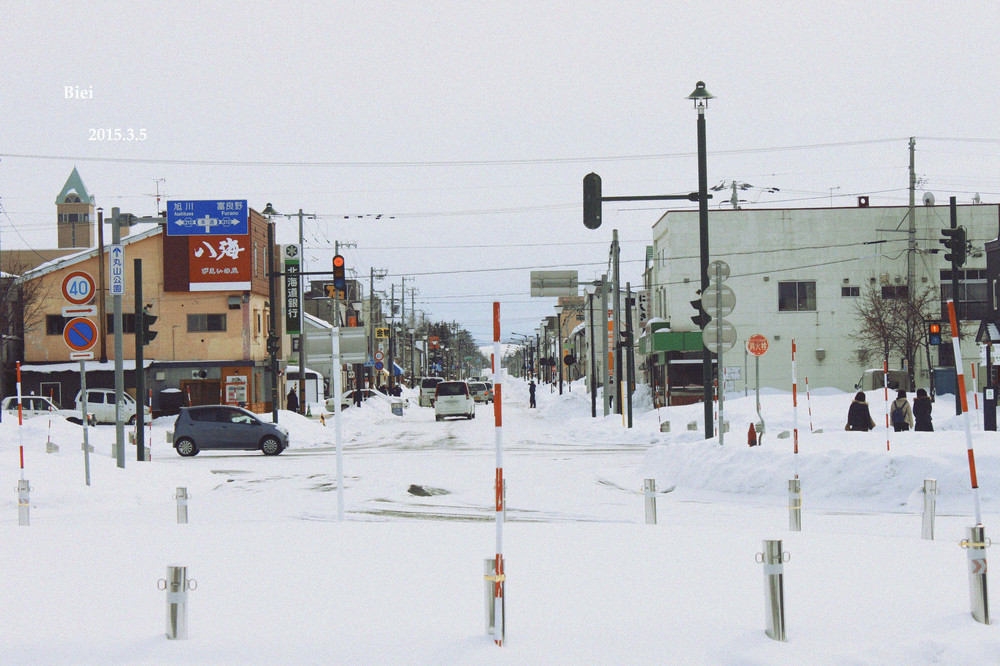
[375,327,390,338]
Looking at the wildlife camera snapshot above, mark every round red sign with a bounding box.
[61,271,96,305]
[747,334,769,357]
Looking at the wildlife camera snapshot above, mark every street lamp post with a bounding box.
[688,80,715,440]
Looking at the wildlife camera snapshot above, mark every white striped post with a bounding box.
[789,341,801,531]
[883,358,890,451]
[971,362,980,427]
[947,300,989,624]
[490,302,505,645]
[16,362,29,526]
[805,376,813,432]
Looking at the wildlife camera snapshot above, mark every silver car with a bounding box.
[172,405,289,456]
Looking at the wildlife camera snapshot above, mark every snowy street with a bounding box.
[2,380,1000,663]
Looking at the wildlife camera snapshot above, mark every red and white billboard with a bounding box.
[188,235,252,291]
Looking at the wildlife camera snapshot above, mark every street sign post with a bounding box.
[109,245,125,296]
[747,333,769,428]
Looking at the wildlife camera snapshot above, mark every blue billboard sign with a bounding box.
[167,200,248,236]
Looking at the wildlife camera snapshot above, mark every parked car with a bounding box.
[171,405,288,457]
[468,381,489,403]
[484,381,494,403]
[74,388,150,425]
[1,395,81,422]
[434,380,475,421]
[326,388,408,412]
[419,377,444,407]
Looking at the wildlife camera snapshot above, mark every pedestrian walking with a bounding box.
[845,391,876,431]
[912,388,933,431]
[528,380,536,408]
[889,389,914,432]
[286,387,299,413]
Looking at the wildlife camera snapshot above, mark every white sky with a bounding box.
[1,1,998,342]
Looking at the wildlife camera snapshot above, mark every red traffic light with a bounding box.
[333,255,345,268]
[333,254,346,290]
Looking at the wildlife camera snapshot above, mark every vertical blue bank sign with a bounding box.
[166,200,249,236]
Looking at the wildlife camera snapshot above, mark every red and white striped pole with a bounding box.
[948,300,982,524]
[805,376,813,432]
[790,340,802,531]
[971,362,980,427]
[883,358,890,451]
[16,361,24,474]
[791,340,798,462]
[491,302,505,645]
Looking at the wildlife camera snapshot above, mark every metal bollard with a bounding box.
[963,525,990,625]
[17,478,30,526]
[484,558,496,635]
[175,487,189,524]
[788,479,801,532]
[158,565,196,639]
[921,479,939,540]
[644,478,657,525]
[757,539,789,641]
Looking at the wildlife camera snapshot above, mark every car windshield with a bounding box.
[421,378,443,389]
[436,382,467,396]
[469,383,485,391]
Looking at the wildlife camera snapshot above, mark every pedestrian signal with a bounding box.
[928,322,942,346]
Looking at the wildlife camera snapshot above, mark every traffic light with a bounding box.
[927,321,942,346]
[940,226,967,266]
[139,305,157,345]
[583,172,602,229]
[690,297,711,329]
[333,254,346,290]
[266,334,279,355]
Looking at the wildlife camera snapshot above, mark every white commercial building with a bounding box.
[648,201,999,394]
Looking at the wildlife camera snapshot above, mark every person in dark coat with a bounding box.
[846,391,876,431]
[889,389,914,432]
[528,380,536,408]
[912,388,933,431]
[286,387,299,412]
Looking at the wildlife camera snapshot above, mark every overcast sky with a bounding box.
[2,1,998,343]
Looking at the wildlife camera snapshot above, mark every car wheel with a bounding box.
[127,414,137,425]
[435,415,442,421]
[175,437,199,457]
[260,436,283,456]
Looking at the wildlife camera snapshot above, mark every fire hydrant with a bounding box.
[748,422,758,447]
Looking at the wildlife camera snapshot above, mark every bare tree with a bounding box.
[850,280,940,390]
[0,258,50,397]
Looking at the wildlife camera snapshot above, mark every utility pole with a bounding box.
[601,273,610,416]
[97,209,107,363]
[612,230,622,415]
[296,209,315,414]
[110,207,125,469]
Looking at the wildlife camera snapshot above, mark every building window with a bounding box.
[188,313,227,332]
[105,313,136,334]
[880,285,908,300]
[842,286,860,297]
[941,269,988,320]
[46,314,70,335]
[778,281,816,312]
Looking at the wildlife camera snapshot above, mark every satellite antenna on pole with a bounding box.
[922,191,935,206]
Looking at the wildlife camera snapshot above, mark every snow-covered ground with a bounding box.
[1,378,999,664]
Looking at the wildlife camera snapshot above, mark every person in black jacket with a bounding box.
[846,391,876,431]
[912,387,933,431]
[286,387,299,413]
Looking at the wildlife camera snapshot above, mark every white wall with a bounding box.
[651,203,1000,392]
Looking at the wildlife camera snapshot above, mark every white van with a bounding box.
[434,381,475,421]
[420,377,444,408]
[74,389,150,424]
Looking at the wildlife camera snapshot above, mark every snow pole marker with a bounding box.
[16,361,29,526]
[805,376,813,432]
[971,362,980,428]
[883,358,890,451]
[485,301,505,646]
[789,341,801,531]
[947,299,989,624]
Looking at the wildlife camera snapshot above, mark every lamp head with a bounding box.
[261,202,278,216]
[686,81,715,109]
